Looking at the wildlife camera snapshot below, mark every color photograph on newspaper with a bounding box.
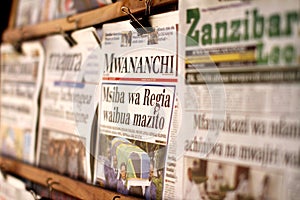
[96,134,166,199]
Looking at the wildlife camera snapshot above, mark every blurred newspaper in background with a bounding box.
[15,0,119,27]
[0,42,44,164]
[176,0,300,200]
[36,27,101,183]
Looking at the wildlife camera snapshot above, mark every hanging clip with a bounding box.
[145,0,152,17]
[121,3,154,35]
[67,15,80,30]
[57,26,77,47]
[46,178,59,199]
[0,164,7,180]
[13,27,25,54]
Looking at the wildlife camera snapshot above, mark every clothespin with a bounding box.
[12,27,25,54]
[57,16,79,47]
[0,164,7,180]
[46,177,59,199]
[57,26,77,47]
[145,0,152,17]
[121,0,154,35]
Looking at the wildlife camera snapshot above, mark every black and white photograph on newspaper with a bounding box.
[38,129,88,181]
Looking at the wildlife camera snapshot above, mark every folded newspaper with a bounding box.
[177,1,300,200]
[36,27,101,183]
[0,42,44,164]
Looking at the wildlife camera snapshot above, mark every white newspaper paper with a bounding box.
[0,174,35,200]
[36,27,101,183]
[94,11,179,200]
[0,42,44,164]
[177,1,300,200]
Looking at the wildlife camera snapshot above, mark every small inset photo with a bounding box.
[183,157,284,200]
[147,29,158,45]
[121,31,132,47]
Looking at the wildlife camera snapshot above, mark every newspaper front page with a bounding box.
[177,0,300,200]
[36,27,101,183]
[0,42,44,164]
[94,11,179,199]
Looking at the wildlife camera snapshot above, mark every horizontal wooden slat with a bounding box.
[0,156,141,200]
[2,0,178,43]
[8,0,19,29]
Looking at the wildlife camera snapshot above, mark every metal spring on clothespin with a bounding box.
[121,0,154,35]
[145,0,152,17]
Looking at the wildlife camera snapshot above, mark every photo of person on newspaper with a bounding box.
[103,147,118,190]
[184,167,203,200]
[145,160,157,200]
[117,162,129,195]
[96,135,165,199]
[38,129,87,182]
[184,157,283,200]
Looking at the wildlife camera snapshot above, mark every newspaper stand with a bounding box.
[1,0,300,199]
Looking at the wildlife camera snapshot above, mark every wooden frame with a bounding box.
[0,156,141,200]
[2,0,178,43]
[7,0,19,29]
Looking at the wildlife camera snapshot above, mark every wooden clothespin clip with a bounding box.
[121,0,154,35]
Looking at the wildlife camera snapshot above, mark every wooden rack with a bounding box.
[0,156,141,200]
[2,0,178,43]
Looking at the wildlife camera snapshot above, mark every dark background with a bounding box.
[1,1,13,43]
